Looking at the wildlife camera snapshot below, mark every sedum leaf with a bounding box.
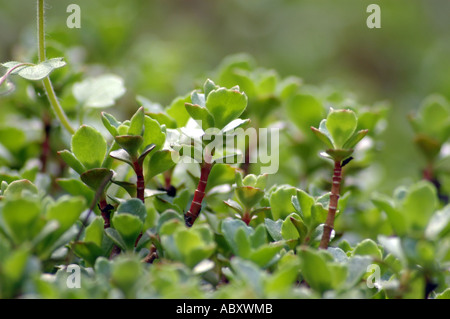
[73,74,126,108]
[325,109,358,149]
[205,87,248,129]
[72,126,107,170]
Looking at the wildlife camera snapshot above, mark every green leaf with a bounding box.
[221,219,253,255]
[137,144,156,167]
[142,116,166,152]
[73,74,126,108]
[46,195,85,235]
[299,248,332,294]
[234,227,252,258]
[249,245,282,268]
[3,58,66,80]
[269,186,297,220]
[205,88,248,129]
[174,229,215,268]
[353,239,382,259]
[104,228,127,251]
[3,179,38,199]
[3,198,41,243]
[203,79,218,98]
[80,168,113,191]
[57,150,86,175]
[112,180,137,197]
[101,112,121,137]
[281,213,301,241]
[221,118,250,134]
[116,199,147,223]
[127,107,145,136]
[235,186,265,211]
[425,205,450,240]
[372,193,407,236]
[166,95,191,127]
[204,163,236,192]
[84,216,104,247]
[326,109,358,149]
[311,126,334,149]
[287,94,324,133]
[72,126,107,170]
[72,242,104,267]
[324,148,354,162]
[147,150,176,178]
[114,135,143,158]
[111,213,143,251]
[343,129,369,149]
[293,189,315,224]
[0,127,26,152]
[401,181,437,231]
[223,199,243,215]
[436,288,450,299]
[185,103,215,131]
[264,218,283,242]
[110,149,133,165]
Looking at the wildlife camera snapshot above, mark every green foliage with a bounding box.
[0,0,449,300]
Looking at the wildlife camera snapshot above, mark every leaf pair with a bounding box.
[311,108,368,162]
[185,79,248,131]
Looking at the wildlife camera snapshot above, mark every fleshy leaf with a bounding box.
[325,109,358,149]
[72,126,107,170]
[205,88,248,129]
[80,168,113,191]
[57,150,86,175]
[73,74,126,108]
[185,103,215,131]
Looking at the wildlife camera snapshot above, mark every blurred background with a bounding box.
[1,0,449,192]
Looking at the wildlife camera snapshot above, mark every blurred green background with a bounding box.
[1,0,449,191]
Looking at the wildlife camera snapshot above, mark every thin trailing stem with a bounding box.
[319,160,342,249]
[37,0,75,135]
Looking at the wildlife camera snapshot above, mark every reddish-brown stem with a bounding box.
[99,197,112,229]
[319,160,342,250]
[164,170,172,190]
[133,162,145,203]
[132,161,145,246]
[185,161,213,227]
[242,211,251,225]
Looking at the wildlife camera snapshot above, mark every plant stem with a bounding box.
[319,160,342,249]
[132,161,145,246]
[99,197,112,228]
[37,0,75,135]
[185,161,213,227]
[242,210,251,225]
[133,162,145,203]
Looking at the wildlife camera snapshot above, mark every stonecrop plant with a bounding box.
[0,0,449,300]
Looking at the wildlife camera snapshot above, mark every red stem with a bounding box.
[132,161,145,246]
[242,211,251,225]
[319,160,342,250]
[185,161,213,227]
[99,197,111,229]
[133,162,145,203]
